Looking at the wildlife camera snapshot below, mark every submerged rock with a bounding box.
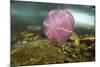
[11,39,65,66]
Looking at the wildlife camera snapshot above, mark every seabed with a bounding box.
[11,25,95,66]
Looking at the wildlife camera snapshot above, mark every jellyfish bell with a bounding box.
[43,9,75,45]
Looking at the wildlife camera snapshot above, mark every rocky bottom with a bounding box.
[11,26,95,66]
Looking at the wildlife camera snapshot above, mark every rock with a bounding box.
[11,39,65,66]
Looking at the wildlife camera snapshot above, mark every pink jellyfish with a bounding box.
[43,10,74,44]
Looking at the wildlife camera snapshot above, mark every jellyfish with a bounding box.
[43,9,74,45]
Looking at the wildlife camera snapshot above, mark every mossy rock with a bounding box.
[11,39,65,66]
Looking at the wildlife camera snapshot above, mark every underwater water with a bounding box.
[11,1,95,66]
